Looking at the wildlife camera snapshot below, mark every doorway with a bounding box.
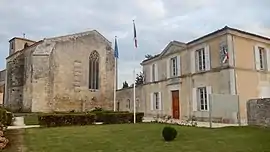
[171,90,180,119]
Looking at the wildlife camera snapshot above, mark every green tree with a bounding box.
[122,81,129,89]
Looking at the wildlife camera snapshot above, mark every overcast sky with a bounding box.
[0,0,270,88]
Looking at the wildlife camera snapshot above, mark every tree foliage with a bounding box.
[135,72,144,86]
[122,81,129,89]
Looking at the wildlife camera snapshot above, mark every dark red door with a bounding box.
[172,90,180,119]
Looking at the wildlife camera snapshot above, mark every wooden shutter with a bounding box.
[254,45,260,70]
[191,51,196,73]
[167,59,171,78]
[150,93,153,110]
[150,65,153,82]
[266,48,270,71]
[158,92,162,110]
[155,64,158,81]
[205,45,211,71]
[177,55,181,76]
[192,88,197,111]
[206,86,212,111]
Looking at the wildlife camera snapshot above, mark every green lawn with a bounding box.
[13,113,39,125]
[4,123,270,152]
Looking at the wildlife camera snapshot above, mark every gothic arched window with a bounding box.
[89,51,100,90]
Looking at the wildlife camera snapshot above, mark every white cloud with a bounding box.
[0,0,270,86]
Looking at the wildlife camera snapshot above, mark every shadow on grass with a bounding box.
[3,129,26,152]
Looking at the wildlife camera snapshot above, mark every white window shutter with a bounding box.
[177,55,181,76]
[206,86,212,111]
[149,65,153,82]
[266,48,270,71]
[167,59,171,78]
[191,51,196,73]
[150,93,153,110]
[192,88,197,111]
[254,45,260,70]
[205,45,211,71]
[158,92,162,110]
[155,64,158,81]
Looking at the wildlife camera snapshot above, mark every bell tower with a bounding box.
[9,37,36,55]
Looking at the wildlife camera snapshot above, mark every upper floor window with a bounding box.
[255,46,268,71]
[10,41,14,50]
[220,44,229,64]
[196,48,206,71]
[24,43,29,49]
[89,51,99,90]
[259,47,267,70]
[170,57,178,77]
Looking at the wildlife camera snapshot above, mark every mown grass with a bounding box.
[4,123,270,152]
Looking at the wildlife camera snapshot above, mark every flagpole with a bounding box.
[114,57,117,111]
[133,20,136,124]
[113,36,118,112]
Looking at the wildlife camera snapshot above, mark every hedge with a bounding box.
[0,107,13,127]
[38,113,96,127]
[38,112,144,127]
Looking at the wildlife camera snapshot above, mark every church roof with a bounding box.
[6,30,111,59]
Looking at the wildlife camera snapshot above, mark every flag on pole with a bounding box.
[113,36,118,111]
[133,20,138,48]
[132,20,137,124]
[114,36,119,58]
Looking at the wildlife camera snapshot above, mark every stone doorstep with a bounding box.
[7,125,40,130]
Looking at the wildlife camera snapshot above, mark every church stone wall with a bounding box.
[247,98,270,127]
[5,52,25,112]
[49,32,115,112]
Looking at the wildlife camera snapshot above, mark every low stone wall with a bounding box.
[247,98,270,127]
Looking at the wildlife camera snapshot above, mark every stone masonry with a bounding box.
[4,30,115,112]
[247,98,270,127]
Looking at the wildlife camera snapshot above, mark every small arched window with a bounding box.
[136,99,140,107]
[89,51,100,90]
[24,43,29,49]
[126,99,131,109]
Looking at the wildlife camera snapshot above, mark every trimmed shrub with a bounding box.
[162,126,177,141]
[95,112,132,124]
[0,108,13,127]
[94,112,144,124]
[38,113,96,127]
[37,112,144,127]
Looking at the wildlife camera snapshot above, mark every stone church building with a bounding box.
[2,30,115,112]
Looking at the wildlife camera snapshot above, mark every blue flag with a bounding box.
[114,37,119,58]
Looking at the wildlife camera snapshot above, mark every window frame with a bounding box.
[220,44,229,64]
[170,57,178,77]
[258,47,267,71]
[197,87,208,111]
[153,92,160,110]
[196,48,206,72]
[89,51,100,90]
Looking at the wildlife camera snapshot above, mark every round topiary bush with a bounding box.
[162,126,177,141]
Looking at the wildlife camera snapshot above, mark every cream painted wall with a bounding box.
[232,35,270,123]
